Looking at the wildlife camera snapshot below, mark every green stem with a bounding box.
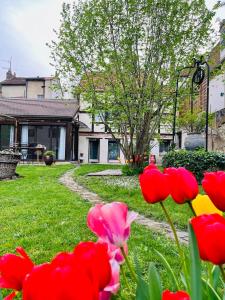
[188,201,196,216]
[120,246,137,282]
[121,265,130,290]
[219,265,225,283]
[160,202,181,252]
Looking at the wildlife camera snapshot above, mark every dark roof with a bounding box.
[1,77,26,86]
[0,76,54,86]
[0,98,79,118]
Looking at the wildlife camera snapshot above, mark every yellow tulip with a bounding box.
[192,194,223,216]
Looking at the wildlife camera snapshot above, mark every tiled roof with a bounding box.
[1,77,26,85]
[0,98,79,118]
[0,76,55,85]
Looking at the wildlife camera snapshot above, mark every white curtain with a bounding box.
[58,127,66,160]
[21,125,28,145]
[21,125,29,159]
[9,126,14,147]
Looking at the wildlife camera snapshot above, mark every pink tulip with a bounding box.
[87,202,137,247]
[97,238,128,265]
[102,259,120,297]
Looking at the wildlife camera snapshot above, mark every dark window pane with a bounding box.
[108,140,119,160]
[0,125,11,150]
[89,140,99,160]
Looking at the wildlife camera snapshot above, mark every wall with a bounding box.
[78,133,125,164]
[209,74,225,113]
[1,85,26,98]
[26,81,44,98]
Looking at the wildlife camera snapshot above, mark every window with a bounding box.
[0,125,11,150]
[37,95,44,99]
[159,140,171,153]
[108,140,120,161]
[89,139,100,162]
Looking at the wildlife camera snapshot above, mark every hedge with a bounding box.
[162,150,225,183]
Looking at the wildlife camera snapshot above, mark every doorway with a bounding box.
[89,139,100,162]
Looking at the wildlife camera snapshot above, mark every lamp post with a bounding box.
[172,58,210,151]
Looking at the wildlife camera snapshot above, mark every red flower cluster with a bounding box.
[139,165,198,204]
[202,171,225,211]
[0,242,114,300]
[0,202,136,300]
[162,290,190,300]
[191,213,225,265]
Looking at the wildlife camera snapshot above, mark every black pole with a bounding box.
[172,73,180,145]
[172,65,195,146]
[204,61,210,152]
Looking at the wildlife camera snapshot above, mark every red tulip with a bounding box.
[191,214,225,265]
[23,261,98,300]
[162,290,190,299]
[139,168,170,203]
[143,164,158,172]
[164,167,198,204]
[0,247,34,293]
[23,242,112,300]
[202,171,225,211]
[87,202,137,247]
[73,241,111,291]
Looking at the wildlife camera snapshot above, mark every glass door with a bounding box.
[89,139,100,162]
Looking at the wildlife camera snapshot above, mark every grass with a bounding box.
[0,164,184,299]
[74,164,194,230]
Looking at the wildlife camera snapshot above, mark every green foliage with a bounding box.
[162,150,225,182]
[50,0,215,159]
[189,224,202,300]
[177,111,213,134]
[43,150,55,157]
[122,163,148,176]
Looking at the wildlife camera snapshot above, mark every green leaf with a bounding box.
[202,278,221,300]
[0,290,2,300]
[188,223,202,300]
[148,263,162,300]
[134,256,150,300]
[211,266,221,290]
[154,249,179,290]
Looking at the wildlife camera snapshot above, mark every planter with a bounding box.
[0,152,21,180]
[44,155,54,166]
[184,133,205,151]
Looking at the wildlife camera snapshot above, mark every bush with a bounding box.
[122,163,148,176]
[162,150,225,182]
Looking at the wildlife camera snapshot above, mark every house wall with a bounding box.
[209,74,225,113]
[1,85,26,98]
[78,133,125,164]
[26,81,44,98]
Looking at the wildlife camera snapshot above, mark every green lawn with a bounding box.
[74,164,194,230]
[0,164,183,299]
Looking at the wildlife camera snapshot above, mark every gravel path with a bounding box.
[59,169,188,244]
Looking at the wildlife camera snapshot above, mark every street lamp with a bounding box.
[172,58,210,151]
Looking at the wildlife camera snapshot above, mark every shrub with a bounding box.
[162,150,225,182]
[122,162,148,176]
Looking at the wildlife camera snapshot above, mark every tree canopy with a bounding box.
[50,0,215,161]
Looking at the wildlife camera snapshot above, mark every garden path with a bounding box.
[59,169,189,244]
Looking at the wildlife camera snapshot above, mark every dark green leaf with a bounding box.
[148,263,162,300]
[188,223,202,300]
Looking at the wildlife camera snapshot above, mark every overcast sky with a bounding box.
[0,0,224,81]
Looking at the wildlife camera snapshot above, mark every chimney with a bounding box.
[6,69,14,80]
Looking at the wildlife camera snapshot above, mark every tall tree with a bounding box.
[50,0,214,164]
